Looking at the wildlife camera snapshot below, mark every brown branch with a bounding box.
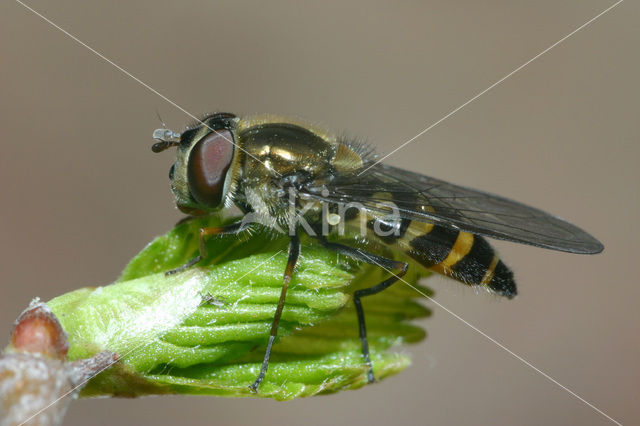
[0,299,117,426]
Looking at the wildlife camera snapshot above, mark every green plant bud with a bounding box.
[47,216,432,400]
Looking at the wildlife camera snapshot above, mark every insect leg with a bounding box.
[165,220,250,275]
[315,236,408,382]
[249,231,301,392]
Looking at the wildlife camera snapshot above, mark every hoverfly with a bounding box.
[152,112,603,391]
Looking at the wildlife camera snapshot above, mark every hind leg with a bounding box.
[315,236,408,382]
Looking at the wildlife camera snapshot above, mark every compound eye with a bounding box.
[168,164,175,180]
[187,130,234,208]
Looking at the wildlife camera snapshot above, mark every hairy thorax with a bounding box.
[233,120,365,232]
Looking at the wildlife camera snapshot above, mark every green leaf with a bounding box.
[47,216,432,400]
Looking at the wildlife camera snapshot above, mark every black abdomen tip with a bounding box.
[489,261,517,299]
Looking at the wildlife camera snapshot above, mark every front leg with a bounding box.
[249,230,301,392]
[165,220,250,276]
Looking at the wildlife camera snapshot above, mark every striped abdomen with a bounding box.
[371,219,517,298]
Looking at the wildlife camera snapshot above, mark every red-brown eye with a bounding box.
[187,130,235,208]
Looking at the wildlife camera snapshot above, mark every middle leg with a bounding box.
[249,230,301,392]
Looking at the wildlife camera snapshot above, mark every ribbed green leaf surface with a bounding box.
[47,216,432,400]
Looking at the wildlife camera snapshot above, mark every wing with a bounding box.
[301,163,603,254]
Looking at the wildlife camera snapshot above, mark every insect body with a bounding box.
[153,112,603,391]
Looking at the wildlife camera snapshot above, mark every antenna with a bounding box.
[152,110,181,152]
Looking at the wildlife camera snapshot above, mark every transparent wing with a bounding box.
[302,164,603,254]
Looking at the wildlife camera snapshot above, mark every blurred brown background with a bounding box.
[1,0,637,425]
